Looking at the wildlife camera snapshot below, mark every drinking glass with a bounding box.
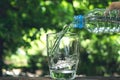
[46,32,80,80]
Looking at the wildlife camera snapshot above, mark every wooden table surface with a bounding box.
[0,76,120,80]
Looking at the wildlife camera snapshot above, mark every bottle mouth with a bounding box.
[73,15,84,29]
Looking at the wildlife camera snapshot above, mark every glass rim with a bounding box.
[46,32,78,36]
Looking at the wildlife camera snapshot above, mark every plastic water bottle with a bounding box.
[73,8,120,33]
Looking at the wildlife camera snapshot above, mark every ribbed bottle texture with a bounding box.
[73,9,120,33]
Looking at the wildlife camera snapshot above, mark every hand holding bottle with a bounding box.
[104,2,120,16]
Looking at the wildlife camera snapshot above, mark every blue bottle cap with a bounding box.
[73,15,84,29]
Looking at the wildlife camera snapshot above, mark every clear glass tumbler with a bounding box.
[46,32,80,80]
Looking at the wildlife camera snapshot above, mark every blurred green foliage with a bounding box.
[0,0,120,77]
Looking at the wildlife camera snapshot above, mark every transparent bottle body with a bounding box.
[80,9,120,33]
